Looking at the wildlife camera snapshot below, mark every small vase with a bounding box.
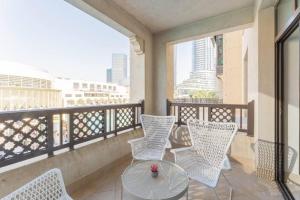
[152,171,158,178]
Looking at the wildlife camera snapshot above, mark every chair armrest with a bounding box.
[170,146,193,154]
[128,137,145,157]
[128,137,144,144]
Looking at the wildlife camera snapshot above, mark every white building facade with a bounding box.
[0,61,61,111]
[53,78,129,107]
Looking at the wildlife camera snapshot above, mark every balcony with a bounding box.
[1,0,300,199]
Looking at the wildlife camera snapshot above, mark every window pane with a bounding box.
[283,25,300,197]
[277,0,294,34]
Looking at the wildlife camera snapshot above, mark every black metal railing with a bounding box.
[0,101,144,167]
[167,99,254,136]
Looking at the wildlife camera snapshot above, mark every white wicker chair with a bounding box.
[171,120,238,199]
[172,125,232,170]
[2,168,73,200]
[128,114,175,161]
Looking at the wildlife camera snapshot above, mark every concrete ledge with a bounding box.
[0,129,143,198]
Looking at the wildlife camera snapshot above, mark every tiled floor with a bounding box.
[71,152,284,200]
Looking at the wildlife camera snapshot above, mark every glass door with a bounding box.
[282,24,300,199]
[276,16,300,199]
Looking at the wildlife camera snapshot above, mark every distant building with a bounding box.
[112,54,128,86]
[106,68,112,83]
[176,37,218,98]
[53,78,129,107]
[192,37,216,71]
[0,61,62,111]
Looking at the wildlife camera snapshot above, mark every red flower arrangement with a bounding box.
[151,164,158,172]
[151,164,159,178]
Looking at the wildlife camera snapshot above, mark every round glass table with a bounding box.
[121,160,189,200]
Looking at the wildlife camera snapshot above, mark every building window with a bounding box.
[82,83,88,89]
[73,82,79,89]
[90,84,95,91]
[65,94,72,97]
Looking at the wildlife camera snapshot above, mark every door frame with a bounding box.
[275,7,300,200]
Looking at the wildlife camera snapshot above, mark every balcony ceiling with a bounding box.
[111,0,254,33]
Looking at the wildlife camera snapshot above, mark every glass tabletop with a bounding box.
[121,160,189,200]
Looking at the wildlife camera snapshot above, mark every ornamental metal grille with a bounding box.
[167,100,254,136]
[0,102,144,168]
[0,116,48,161]
[210,107,233,123]
[72,110,105,141]
[180,106,197,124]
[116,107,134,129]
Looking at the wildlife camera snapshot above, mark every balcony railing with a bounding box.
[167,99,254,136]
[0,101,144,167]
[173,98,223,104]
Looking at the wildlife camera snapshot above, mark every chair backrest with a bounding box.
[2,168,71,200]
[141,114,175,150]
[187,119,238,169]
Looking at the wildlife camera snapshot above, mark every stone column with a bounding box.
[129,36,145,103]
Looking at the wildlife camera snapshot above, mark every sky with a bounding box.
[0,0,130,82]
[175,41,192,84]
[0,0,191,84]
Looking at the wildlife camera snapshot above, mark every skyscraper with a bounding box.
[111,54,127,86]
[175,37,219,98]
[106,68,112,83]
[192,38,216,71]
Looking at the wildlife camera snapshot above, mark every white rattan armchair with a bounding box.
[172,125,232,170]
[2,168,73,200]
[171,120,238,199]
[128,114,175,162]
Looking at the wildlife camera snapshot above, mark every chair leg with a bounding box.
[212,188,221,200]
[130,158,135,165]
[121,183,123,200]
[221,172,233,200]
[186,187,188,200]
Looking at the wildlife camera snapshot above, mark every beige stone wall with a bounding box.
[0,129,143,198]
[222,30,244,104]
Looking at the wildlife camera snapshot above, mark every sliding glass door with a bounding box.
[276,12,300,199]
[284,24,300,199]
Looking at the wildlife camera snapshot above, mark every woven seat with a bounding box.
[128,114,175,161]
[171,120,238,199]
[2,168,72,200]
